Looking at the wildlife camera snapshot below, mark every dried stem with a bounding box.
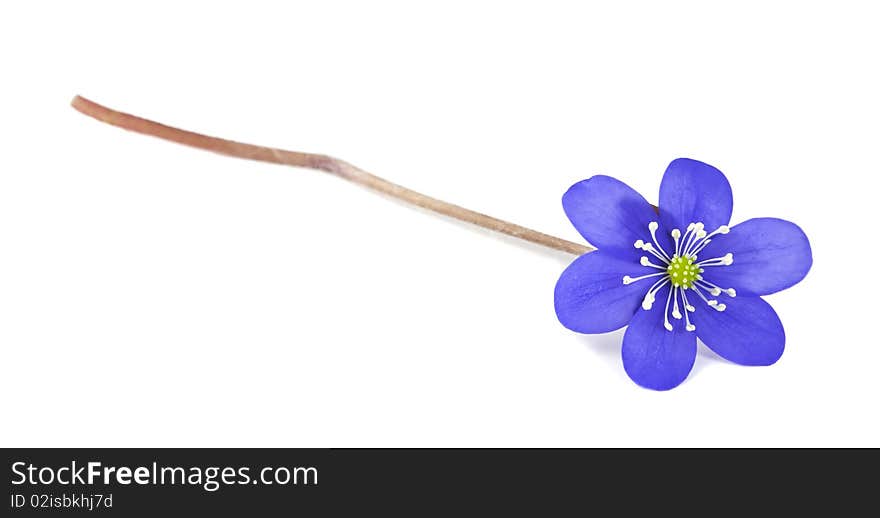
[70,95,593,256]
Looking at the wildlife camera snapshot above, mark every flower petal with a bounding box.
[562,175,658,255]
[554,251,656,334]
[658,158,733,232]
[622,289,697,391]
[698,217,812,296]
[692,295,785,366]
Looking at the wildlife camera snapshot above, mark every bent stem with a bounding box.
[70,95,593,256]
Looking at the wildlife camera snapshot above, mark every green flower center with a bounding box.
[623,221,737,333]
[667,256,700,289]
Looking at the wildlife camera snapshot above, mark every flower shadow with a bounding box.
[691,339,728,379]
[577,328,627,377]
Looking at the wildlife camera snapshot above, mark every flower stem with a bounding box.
[70,95,593,256]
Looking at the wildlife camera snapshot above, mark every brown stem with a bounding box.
[70,95,593,256]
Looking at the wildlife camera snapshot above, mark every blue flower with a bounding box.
[554,159,812,390]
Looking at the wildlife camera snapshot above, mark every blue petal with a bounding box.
[622,289,697,391]
[554,251,656,334]
[697,218,812,296]
[692,295,785,366]
[562,175,658,256]
[658,158,733,232]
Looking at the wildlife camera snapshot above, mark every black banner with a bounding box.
[2,449,874,514]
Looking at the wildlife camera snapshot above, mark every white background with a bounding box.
[1,2,877,446]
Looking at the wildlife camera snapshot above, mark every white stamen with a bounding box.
[671,228,682,257]
[691,285,719,308]
[641,277,670,310]
[684,223,729,258]
[696,279,735,298]
[647,221,672,262]
[663,286,674,331]
[671,286,682,319]
[680,289,696,331]
[692,284,727,311]
[622,271,666,285]
[646,277,670,297]
[683,223,708,256]
[638,242,671,265]
[697,225,728,247]
[698,253,733,267]
[678,225,692,255]
[634,239,644,249]
[680,222,701,257]
[640,256,667,270]
[689,238,712,258]
[684,231,707,256]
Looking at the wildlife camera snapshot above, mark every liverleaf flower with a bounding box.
[554,158,812,390]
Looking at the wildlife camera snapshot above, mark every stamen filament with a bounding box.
[683,223,727,258]
[663,285,675,331]
[683,224,707,256]
[696,279,736,298]
[648,222,672,262]
[695,280,722,297]
[623,271,667,285]
[640,256,668,270]
[689,238,712,258]
[671,286,682,319]
[705,225,730,239]
[690,284,718,305]
[639,243,671,264]
[681,222,702,257]
[691,285,726,311]
[677,223,694,257]
[697,253,733,267]
[681,288,696,331]
[641,277,670,310]
[671,228,682,257]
